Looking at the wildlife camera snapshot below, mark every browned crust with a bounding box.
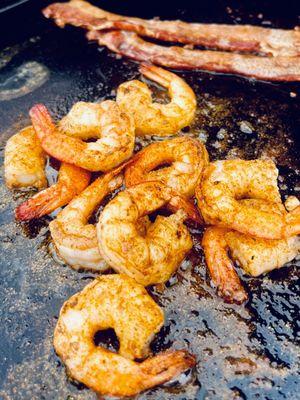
[87,30,300,82]
[43,1,300,57]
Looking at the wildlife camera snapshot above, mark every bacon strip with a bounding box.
[43,0,300,57]
[87,30,300,82]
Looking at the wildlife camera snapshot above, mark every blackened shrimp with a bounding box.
[4,126,47,189]
[117,64,196,136]
[125,137,209,197]
[54,274,196,397]
[97,181,195,285]
[49,169,123,270]
[29,101,135,171]
[196,159,300,239]
[202,199,300,304]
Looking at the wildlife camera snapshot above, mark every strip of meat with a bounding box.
[87,30,300,82]
[43,0,300,57]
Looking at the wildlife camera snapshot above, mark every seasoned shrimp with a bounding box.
[117,64,196,136]
[54,275,196,397]
[202,199,300,304]
[97,181,194,286]
[58,101,109,139]
[196,159,300,239]
[29,101,135,171]
[15,163,90,221]
[4,126,47,189]
[49,169,123,270]
[125,137,209,197]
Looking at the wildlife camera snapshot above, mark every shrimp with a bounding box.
[58,101,109,139]
[196,159,300,239]
[49,169,123,270]
[116,64,196,136]
[15,162,91,221]
[125,137,209,197]
[54,274,196,397]
[29,101,135,171]
[202,199,300,304]
[97,181,194,286]
[202,227,248,304]
[4,126,47,189]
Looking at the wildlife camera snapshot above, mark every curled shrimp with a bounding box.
[29,101,135,171]
[97,181,195,286]
[117,64,196,136]
[54,274,196,397]
[202,199,300,304]
[125,136,209,197]
[196,159,300,239]
[4,126,47,189]
[15,162,90,221]
[49,169,123,271]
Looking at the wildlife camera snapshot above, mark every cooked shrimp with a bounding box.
[49,169,123,270]
[15,162,90,221]
[54,274,196,397]
[97,181,194,286]
[196,159,300,239]
[202,227,248,304]
[202,199,300,304]
[4,126,47,189]
[58,101,108,139]
[125,137,209,197]
[29,101,135,171]
[116,64,196,136]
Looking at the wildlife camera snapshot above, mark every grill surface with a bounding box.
[0,1,299,399]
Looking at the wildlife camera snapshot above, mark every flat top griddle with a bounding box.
[0,1,299,399]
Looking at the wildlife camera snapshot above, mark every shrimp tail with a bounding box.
[141,350,196,388]
[29,104,56,140]
[15,183,76,221]
[15,163,91,221]
[15,188,62,220]
[168,195,203,224]
[202,227,248,304]
[139,64,171,88]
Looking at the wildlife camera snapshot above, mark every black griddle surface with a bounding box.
[0,1,299,399]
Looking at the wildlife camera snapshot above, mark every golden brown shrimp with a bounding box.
[29,101,135,171]
[4,126,47,189]
[97,181,195,286]
[125,137,209,197]
[49,169,123,271]
[54,274,196,397]
[202,199,300,304]
[15,162,90,221]
[57,101,108,139]
[116,64,196,136]
[196,159,300,239]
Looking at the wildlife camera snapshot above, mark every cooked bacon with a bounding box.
[87,30,300,82]
[43,0,300,57]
